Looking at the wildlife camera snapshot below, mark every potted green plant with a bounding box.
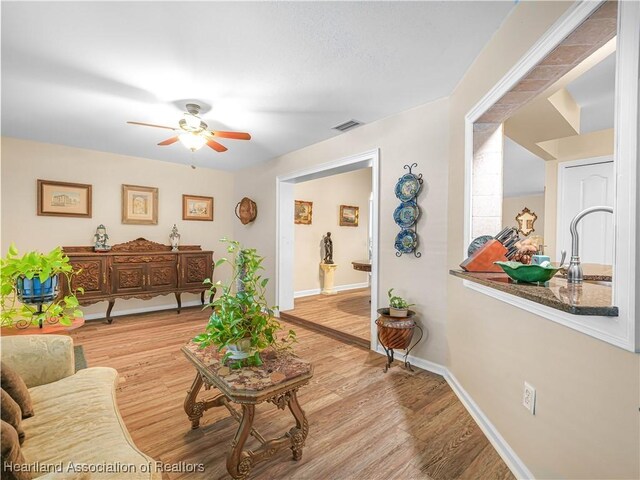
[1,244,84,329]
[194,239,295,369]
[387,288,414,318]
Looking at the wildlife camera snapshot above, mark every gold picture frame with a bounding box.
[122,184,158,225]
[37,179,92,218]
[183,194,214,221]
[339,205,359,227]
[294,200,313,225]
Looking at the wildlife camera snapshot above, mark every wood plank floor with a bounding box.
[285,288,371,343]
[70,308,514,480]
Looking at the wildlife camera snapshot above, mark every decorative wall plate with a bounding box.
[394,229,418,254]
[393,200,420,228]
[394,173,421,202]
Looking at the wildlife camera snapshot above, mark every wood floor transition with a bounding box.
[69,307,514,480]
[282,288,371,348]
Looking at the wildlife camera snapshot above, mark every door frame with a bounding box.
[556,155,614,261]
[275,149,380,350]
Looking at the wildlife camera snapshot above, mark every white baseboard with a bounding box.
[293,288,321,298]
[445,371,534,480]
[372,347,533,479]
[83,300,203,321]
[374,345,448,376]
[294,282,369,298]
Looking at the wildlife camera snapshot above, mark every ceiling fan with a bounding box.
[127,103,251,153]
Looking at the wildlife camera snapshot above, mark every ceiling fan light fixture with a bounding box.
[179,132,206,152]
[183,112,202,130]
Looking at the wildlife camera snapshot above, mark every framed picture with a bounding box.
[122,184,158,225]
[294,200,313,225]
[339,205,359,227]
[37,179,92,218]
[183,194,214,221]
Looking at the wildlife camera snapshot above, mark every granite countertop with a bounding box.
[450,270,618,317]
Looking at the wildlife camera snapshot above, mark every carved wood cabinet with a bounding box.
[62,238,214,323]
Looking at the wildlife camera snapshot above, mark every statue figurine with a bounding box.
[169,224,181,252]
[93,224,111,251]
[323,232,334,264]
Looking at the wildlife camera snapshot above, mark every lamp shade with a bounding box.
[179,133,206,151]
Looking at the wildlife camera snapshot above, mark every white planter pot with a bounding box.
[227,338,253,360]
[389,307,409,318]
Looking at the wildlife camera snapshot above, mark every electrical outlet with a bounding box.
[523,382,536,414]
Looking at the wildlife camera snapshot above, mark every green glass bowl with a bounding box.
[494,261,562,284]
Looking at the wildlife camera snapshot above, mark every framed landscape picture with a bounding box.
[339,205,359,227]
[122,184,158,224]
[294,200,313,225]
[183,194,214,221]
[37,179,92,218]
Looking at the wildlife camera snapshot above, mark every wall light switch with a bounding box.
[523,382,536,415]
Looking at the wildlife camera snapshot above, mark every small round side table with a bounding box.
[376,308,423,373]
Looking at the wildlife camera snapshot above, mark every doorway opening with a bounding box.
[275,150,379,349]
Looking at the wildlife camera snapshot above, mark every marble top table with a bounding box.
[181,341,313,480]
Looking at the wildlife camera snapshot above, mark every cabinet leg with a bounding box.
[106,300,115,324]
[175,292,182,314]
[200,291,205,305]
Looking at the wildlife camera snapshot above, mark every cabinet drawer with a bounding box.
[113,254,175,264]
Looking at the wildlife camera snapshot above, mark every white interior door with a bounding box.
[557,157,614,265]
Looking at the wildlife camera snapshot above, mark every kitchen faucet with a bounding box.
[566,206,613,284]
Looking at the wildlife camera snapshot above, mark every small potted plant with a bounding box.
[387,288,414,318]
[194,239,295,369]
[1,244,84,329]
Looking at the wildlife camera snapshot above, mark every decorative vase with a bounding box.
[169,224,181,252]
[389,307,409,318]
[16,275,59,304]
[226,338,253,360]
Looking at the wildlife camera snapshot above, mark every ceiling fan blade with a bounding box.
[127,121,177,131]
[209,130,251,140]
[158,136,179,146]
[206,139,228,152]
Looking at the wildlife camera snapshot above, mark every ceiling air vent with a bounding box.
[332,119,363,132]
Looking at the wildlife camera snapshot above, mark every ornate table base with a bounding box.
[181,342,312,480]
[183,373,309,479]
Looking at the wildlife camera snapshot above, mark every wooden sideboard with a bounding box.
[62,238,214,323]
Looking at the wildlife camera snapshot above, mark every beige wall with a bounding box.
[1,137,235,318]
[447,2,639,479]
[293,168,371,293]
[233,98,450,365]
[502,194,545,239]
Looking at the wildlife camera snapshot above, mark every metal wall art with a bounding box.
[394,163,423,257]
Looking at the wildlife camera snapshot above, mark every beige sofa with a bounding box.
[1,335,160,479]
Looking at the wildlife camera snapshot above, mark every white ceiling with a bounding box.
[1,1,513,171]
[566,51,616,133]
[503,137,545,198]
